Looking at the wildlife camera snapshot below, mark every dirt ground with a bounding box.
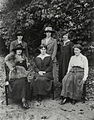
[0,57,94,120]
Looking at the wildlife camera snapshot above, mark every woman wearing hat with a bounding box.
[10,31,29,61]
[60,44,88,105]
[5,44,30,109]
[41,27,57,83]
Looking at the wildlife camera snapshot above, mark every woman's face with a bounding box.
[74,48,81,56]
[16,49,22,55]
[17,35,23,41]
[40,47,46,55]
[63,34,68,41]
[45,31,51,37]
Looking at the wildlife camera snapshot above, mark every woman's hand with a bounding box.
[82,78,86,83]
[27,62,30,67]
[38,71,46,75]
[5,81,9,86]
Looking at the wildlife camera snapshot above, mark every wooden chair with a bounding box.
[4,63,9,105]
[82,81,87,102]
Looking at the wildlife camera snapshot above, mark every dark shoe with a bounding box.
[71,100,76,105]
[60,98,67,105]
[82,99,85,103]
[82,97,88,103]
[37,95,42,102]
[22,102,30,109]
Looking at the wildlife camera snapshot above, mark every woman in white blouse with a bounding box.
[60,44,88,105]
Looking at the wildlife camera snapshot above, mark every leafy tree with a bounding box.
[1,0,94,59]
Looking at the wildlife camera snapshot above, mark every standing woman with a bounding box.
[60,44,88,104]
[5,44,30,109]
[32,45,53,101]
[10,31,29,61]
[59,33,73,83]
[41,27,57,83]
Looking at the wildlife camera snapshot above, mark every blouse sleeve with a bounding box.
[83,56,88,80]
[67,56,73,73]
[52,39,57,61]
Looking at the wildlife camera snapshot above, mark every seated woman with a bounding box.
[5,44,30,109]
[32,45,53,102]
[60,44,88,105]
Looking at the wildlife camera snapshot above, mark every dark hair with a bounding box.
[73,44,82,51]
[39,44,47,50]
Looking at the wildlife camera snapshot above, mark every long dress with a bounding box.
[59,41,73,82]
[32,54,53,96]
[5,53,28,101]
[61,53,88,100]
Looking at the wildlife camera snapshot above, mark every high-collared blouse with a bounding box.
[67,53,88,80]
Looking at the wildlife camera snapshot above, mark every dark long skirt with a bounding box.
[9,77,27,101]
[61,66,84,100]
[32,76,52,96]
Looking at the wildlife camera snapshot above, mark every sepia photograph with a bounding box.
[0,0,94,119]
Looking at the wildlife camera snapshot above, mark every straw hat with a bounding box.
[44,27,54,32]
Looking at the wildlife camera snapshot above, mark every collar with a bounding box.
[37,54,50,59]
[17,39,22,44]
[63,39,70,45]
[75,53,83,58]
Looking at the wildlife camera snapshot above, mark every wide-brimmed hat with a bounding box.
[13,44,25,51]
[44,27,54,33]
[16,31,23,36]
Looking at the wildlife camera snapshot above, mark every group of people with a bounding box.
[5,26,89,109]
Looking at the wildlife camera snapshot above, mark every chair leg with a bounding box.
[52,81,54,100]
[82,82,87,103]
[5,86,8,105]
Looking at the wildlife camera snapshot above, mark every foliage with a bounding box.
[1,0,94,57]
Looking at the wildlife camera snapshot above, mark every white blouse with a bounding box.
[67,53,88,80]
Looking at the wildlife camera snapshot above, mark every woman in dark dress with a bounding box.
[59,33,73,83]
[32,45,53,102]
[5,44,30,109]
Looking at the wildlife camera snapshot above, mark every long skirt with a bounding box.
[32,76,52,96]
[61,66,84,100]
[9,77,27,101]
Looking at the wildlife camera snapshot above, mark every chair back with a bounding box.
[4,63,9,82]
